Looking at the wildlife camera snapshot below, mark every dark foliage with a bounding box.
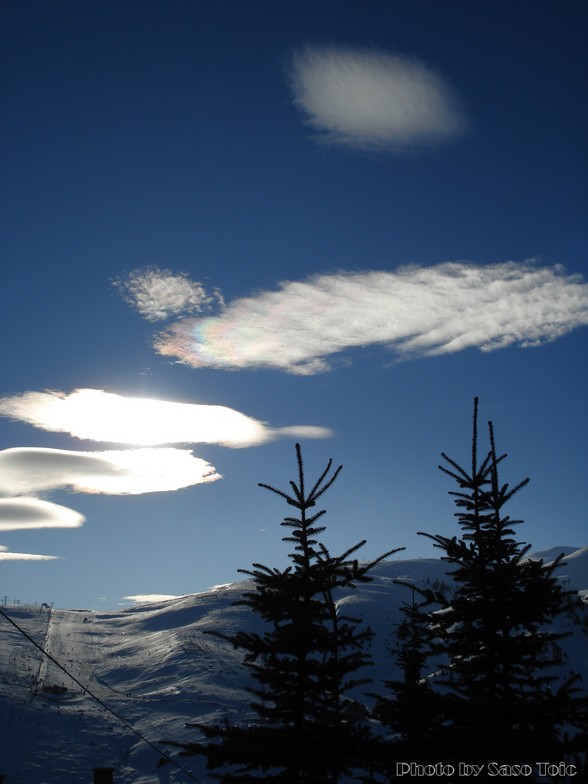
[371,584,447,774]
[163,404,587,783]
[167,444,402,783]
[413,398,588,779]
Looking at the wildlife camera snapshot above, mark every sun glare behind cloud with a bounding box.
[0,389,332,447]
[0,389,260,446]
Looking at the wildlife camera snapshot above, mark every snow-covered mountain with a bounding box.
[1,547,586,784]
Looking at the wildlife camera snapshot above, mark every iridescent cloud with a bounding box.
[153,262,588,375]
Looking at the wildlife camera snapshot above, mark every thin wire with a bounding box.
[0,607,205,783]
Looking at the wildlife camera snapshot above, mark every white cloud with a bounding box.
[122,594,183,604]
[0,496,84,531]
[0,389,332,446]
[0,546,59,561]
[289,44,468,150]
[153,262,588,374]
[113,266,223,322]
[0,447,221,496]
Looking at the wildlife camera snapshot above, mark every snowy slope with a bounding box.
[0,548,586,784]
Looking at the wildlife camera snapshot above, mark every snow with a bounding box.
[0,549,586,783]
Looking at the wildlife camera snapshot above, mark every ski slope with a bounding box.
[0,548,586,783]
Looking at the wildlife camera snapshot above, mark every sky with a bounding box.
[1,0,586,611]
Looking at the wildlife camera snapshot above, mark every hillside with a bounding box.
[0,547,586,783]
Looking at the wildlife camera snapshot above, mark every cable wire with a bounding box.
[0,606,205,783]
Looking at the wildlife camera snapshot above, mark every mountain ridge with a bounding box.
[1,546,586,783]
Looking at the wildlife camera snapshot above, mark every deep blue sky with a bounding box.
[1,1,586,609]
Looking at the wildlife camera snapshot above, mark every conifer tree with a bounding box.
[371,584,445,775]
[418,398,587,775]
[167,444,403,783]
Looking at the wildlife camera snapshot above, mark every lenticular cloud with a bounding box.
[289,44,468,150]
[0,446,220,495]
[0,547,58,561]
[0,389,331,446]
[154,262,588,375]
[0,497,84,531]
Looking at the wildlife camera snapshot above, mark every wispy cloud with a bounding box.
[0,497,84,531]
[0,389,332,446]
[0,447,220,496]
[113,266,223,322]
[288,44,468,150]
[153,262,588,375]
[0,544,58,561]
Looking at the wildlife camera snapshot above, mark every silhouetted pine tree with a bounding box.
[166,444,403,783]
[418,398,587,777]
[371,584,446,776]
